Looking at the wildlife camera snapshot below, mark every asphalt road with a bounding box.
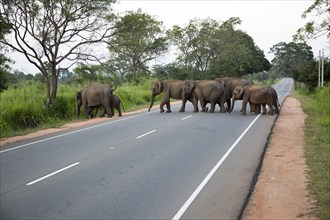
[0,78,293,219]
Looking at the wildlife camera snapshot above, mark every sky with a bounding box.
[8,0,330,74]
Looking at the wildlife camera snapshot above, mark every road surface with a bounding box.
[0,78,293,219]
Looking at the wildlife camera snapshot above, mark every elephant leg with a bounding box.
[110,106,115,116]
[267,102,274,115]
[200,99,207,112]
[210,103,216,113]
[86,106,94,118]
[104,105,112,118]
[165,100,172,113]
[117,106,122,116]
[241,100,248,115]
[274,103,280,114]
[261,104,267,114]
[193,97,199,112]
[220,101,226,113]
[159,98,168,113]
[255,104,261,114]
[249,102,254,113]
[179,98,187,112]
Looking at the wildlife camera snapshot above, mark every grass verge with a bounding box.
[296,86,330,219]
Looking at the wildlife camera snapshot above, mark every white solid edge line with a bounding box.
[181,115,192,120]
[0,112,150,154]
[136,130,157,139]
[172,113,262,220]
[26,162,80,186]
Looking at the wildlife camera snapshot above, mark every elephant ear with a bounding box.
[238,86,245,97]
[189,81,195,90]
[159,81,164,92]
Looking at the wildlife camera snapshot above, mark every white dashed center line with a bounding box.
[181,115,192,120]
[26,162,80,186]
[136,130,157,139]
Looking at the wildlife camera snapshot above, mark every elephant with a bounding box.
[214,77,252,111]
[76,84,117,118]
[110,94,124,116]
[181,80,226,113]
[148,80,193,113]
[230,85,280,115]
[94,94,125,117]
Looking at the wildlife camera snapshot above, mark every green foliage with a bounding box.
[1,0,117,104]
[294,0,330,41]
[247,70,281,86]
[107,9,168,79]
[270,41,317,90]
[297,86,330,219]
[167,17,270,79]
[0,81,79,137]
[0,78,159,138]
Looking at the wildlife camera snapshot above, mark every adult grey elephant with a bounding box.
[214,77,252,111]
[76,84,116,118]
[230,85,280,115]
[148,80,193,113]
[181,80,226,113]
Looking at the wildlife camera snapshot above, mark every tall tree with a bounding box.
[107,10,168,81]
[168,18,220,78]
[0,14,12,92]
[0,0,117,104]
[294,0,330,41]
[270,42,315,88]
[168,17,270,79]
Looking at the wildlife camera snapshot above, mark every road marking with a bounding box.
[172,114,262,220]
[26,162,80,186]
[0,112,152,154]
[136,130,157,139]
[181,115,192,120]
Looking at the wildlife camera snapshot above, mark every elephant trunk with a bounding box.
[229,97,236,113]
[148,94,155,111]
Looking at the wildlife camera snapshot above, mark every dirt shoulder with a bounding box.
[242,96,317,219]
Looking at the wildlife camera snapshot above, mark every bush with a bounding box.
[0,78,161,138]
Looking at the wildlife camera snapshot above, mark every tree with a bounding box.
[107,10,168,81]
[0,0,118,104]
[168,17,270,79]
[73,63,99,84]
[270,42,315,89]
[0,13,12,92]
[294,0,330,41]
[168,18,220,79]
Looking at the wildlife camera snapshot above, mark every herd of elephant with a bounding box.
[148,77,280,115]
[75,77,280,119]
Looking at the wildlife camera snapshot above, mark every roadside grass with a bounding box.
[296,86,330,219]
[0,80,161,139]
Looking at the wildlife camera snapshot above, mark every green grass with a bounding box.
[296,86,330,219]
[0,79,162,138]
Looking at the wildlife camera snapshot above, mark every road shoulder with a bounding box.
[242,96,317,219]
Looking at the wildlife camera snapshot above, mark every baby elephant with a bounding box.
[110,94,124,116]
[95,94,124,117]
